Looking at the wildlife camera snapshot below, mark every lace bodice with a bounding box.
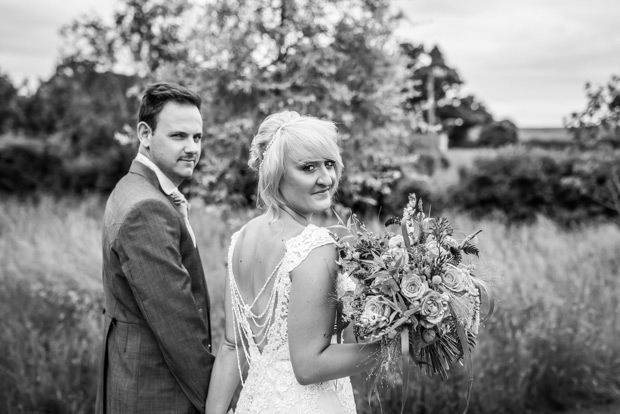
[227,224,356,414]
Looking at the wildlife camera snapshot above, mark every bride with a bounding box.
[205,111,381,414]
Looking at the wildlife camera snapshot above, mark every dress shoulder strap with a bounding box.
[282,224,336,274]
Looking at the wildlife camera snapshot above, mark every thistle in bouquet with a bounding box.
[333,193,493,382]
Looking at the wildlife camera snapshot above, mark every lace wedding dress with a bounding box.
[227,224,357,414]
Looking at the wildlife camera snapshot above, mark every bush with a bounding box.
[380,174,437,218]
[0,139,64,196]
[478,120,518,148]
[0,138,134,197]
[335,150,444,219]
[337,169,437,220]
[62,146,134,195]
[446,146,618,225]
[563,149,620,222]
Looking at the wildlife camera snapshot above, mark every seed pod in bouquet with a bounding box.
[422,328,436,343]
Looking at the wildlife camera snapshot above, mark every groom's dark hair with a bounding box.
[138,82,202,131]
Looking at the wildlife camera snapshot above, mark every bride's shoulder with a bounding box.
[286,224,337,257]
[286,225,338,275]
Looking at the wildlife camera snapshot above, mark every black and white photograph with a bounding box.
[1,1,619,413]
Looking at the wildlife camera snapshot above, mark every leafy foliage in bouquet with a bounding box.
[333,193,491,381]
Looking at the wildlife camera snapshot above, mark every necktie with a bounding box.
[170,190,197,247]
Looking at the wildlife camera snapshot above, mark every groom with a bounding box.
[96,82,215,414]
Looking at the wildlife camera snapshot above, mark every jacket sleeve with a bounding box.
[117,198,214,413]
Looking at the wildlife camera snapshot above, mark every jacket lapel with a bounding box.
[128,160,162,193]
[129,160,180,212]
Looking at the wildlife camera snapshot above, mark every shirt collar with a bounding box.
[135,153,178,196]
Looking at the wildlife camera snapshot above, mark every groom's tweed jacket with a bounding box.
[96,160,214,414]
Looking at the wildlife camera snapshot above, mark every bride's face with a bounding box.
[280,157,337,217]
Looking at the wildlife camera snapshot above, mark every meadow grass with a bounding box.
[0,197,104,414]
[0,197,619,413]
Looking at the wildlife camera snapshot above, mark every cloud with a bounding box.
[0,0,115,82]
[1,0,618,127]
[394,0,620,126]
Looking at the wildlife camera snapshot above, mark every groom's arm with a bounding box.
[118,199,214,413]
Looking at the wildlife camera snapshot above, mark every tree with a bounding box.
[18,59,139,154]
[187,0,424,206]
[478,119,518,148]
[5,59,140,195]
[0,71,19,133]
[60,0,192,77]
[400,43,493,147]
[565,73,620,149]
[61,0,427,209]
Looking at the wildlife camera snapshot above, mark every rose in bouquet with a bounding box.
[334,193,492,381]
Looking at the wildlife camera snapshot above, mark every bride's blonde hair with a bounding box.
[248,111,344,211]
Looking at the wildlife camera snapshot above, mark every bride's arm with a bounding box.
[288,244,380,385]
[205,274,247,414]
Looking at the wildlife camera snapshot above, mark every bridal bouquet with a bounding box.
[334,193,492,381]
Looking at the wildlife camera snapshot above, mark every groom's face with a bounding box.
[139,101,203,186]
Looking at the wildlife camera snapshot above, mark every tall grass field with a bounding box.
[1,196,619,414]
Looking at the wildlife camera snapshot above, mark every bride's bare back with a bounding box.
[230,214,305,350]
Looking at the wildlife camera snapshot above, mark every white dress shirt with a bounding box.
[135,153,197,247]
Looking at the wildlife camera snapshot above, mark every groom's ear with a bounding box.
[137,122,152,148]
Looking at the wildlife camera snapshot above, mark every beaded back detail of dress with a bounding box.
[228,224,357,414]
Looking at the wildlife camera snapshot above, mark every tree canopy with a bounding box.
[61,0,430,205]
[565,72,620,149]
[400,43,493,146]
[1,0,497,212]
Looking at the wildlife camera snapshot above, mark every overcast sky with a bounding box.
[1,0,619,127]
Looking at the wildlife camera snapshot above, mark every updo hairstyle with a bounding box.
[248,111,344,210]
